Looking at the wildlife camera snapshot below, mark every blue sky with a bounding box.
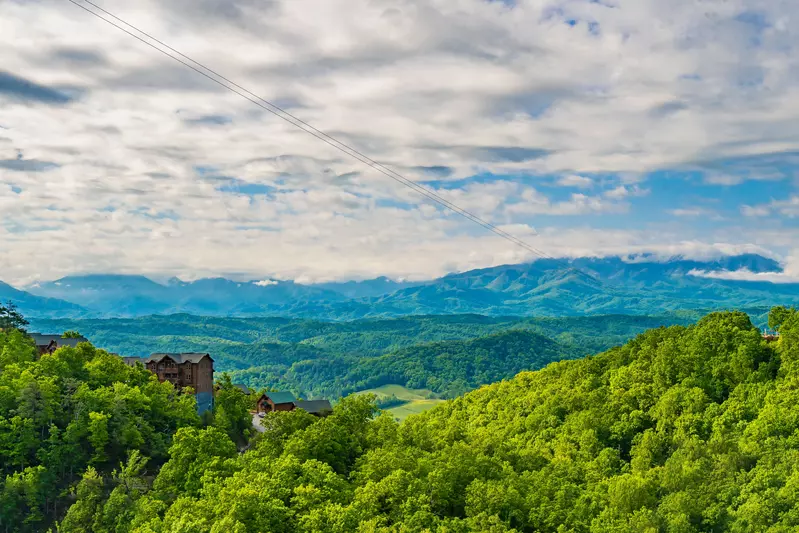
[0,0,798,285]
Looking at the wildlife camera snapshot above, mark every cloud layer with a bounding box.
[690,252,799,283]
[0,0,798,285]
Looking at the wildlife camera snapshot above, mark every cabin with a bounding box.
[29,333,89,355]
[256,391,296,413]
[123,352,215,414]
[233,383,252,395]
[254,393,332,417]
[293,400,333,417]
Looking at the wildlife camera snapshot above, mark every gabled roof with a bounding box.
[122,356,143,366]
[233,383,252,394]
[262,391,296,404]
[29,333,89,348]
[293,399,332,415]
[146,353,213,364]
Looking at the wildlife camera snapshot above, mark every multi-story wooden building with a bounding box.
[125,352,215,413]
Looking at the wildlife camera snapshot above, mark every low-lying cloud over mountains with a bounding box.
[5,254,798,320]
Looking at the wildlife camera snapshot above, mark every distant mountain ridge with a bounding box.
[6,253,797,319]
[0,280,86,318]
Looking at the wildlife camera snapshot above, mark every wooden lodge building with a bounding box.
[256,392,332,417]
[26,334,333,419]
[294,400,333,416]
[30,333,89,355]
[124,352,215,414]
[119,353,332,418]
[257,391,296,412]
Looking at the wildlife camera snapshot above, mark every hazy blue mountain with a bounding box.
[8,254,799,319]
[23,274,346,317]
[315,276,422,299]
[27,275,172,316]
[166,278,346,315]
[0,281,86,318]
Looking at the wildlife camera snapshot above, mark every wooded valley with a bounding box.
[30,313,705,399]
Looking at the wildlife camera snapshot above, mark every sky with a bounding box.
[1,0,798,286]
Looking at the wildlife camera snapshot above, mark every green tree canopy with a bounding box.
[768,305,795,331]
[0,302,28,332]
[212,373,254,446]
[56,309,799,533]
[0,331,199,532]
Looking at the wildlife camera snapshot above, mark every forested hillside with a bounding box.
[47,306,799,532]
[30,313,700,361]
[0,306,256,533]
[228,329,571,398]
[0,330,199,531]
[31,313,698,398]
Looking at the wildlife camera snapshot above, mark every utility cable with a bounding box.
[64,0,611,290]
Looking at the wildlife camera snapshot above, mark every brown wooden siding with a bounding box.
[146,356,214,394]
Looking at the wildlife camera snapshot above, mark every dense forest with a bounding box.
[31,313,702,398]
[228,329,571,398]
[30,312,705,361]
[0,305,254,532]
[2,305,798,531]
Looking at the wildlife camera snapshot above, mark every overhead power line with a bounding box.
[67,0,539,256]
[63,0,608,289]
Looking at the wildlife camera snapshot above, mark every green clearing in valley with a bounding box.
[386,399,446,421]
[356,384,446,421]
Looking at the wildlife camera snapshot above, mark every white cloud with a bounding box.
[689,251,799,284]
[557,175,593,189]
[604,185,649,200]
[704,173,746,186]
[741,195,799,218]
[669,207,723,220]
[670,208,707,217]
[689,268,799,284]
[253,280,278,287]
[0,0,798,284]
[503,189,630,217]
[741,204,772,217]
[435,181,630,219]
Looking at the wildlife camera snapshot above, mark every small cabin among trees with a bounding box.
[29,333,89,355]
[294,400,333,416]
[256,392,333,417]
[233,383,252,394]
[257,391,296,413]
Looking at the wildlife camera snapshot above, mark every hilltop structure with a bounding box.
[124,352,215,413]
[29,333,89,355]
[762,329,781,342]
[256,391,332,417]
[293,399,333,416]
[232,383,252,394]
[256,391,296,413]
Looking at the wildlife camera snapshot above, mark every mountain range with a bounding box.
[0,280,87,317]
[5,253,798,319]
